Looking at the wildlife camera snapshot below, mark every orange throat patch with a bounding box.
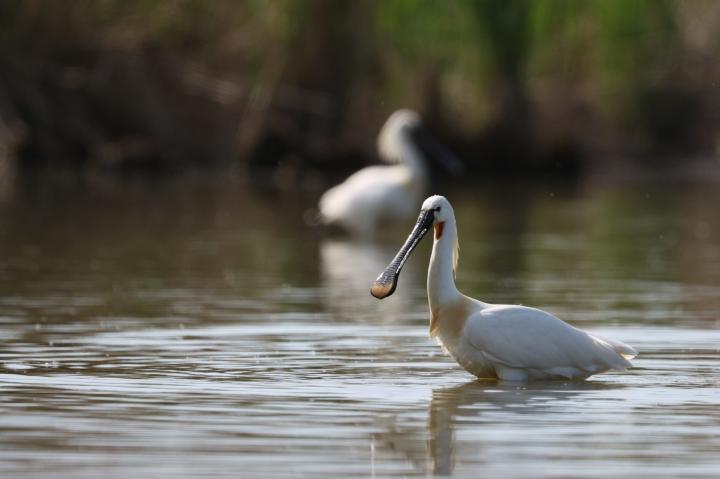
[434,221,445,240]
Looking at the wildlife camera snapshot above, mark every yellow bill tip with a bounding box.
[371,280,395,299]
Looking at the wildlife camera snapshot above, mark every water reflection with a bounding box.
[372,380,627,477]
[320,239,423,322]
[426,380,625,476]
[1,179,720,477]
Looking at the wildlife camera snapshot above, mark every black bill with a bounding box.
[411,127,464,175]
[371,209,435,299]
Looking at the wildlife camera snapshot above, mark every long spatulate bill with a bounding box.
[371,209,434,299]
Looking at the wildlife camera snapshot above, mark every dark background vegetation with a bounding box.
[0,0,719,190]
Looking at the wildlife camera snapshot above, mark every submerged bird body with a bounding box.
[319,163,425,236]
[372,195,637,381]
[434,299,636,381]
[319,110,459,237]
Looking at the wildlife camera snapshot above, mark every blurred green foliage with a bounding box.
[0,0,716,177]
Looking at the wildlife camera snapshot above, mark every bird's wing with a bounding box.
[319,166,411,223]
[464,305,632,375]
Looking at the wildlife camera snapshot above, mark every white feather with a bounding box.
[461,304,635,380]
[319,166,419,236]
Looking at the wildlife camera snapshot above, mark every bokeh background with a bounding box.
[2,3,720,478]
[0,0,719,192]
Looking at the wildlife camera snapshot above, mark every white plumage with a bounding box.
[372,195,637,381]
[454,303,637,381]
[318,110,429,237]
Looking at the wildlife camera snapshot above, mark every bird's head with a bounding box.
[377,109,422,164]
[371,195,452,299]
[377,110,463,174]
[420,195,454,230]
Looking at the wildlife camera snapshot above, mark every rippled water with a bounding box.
[1,179,719,478]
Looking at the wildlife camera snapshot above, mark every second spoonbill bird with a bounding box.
[318,110,461,237]
[371,195,637,381]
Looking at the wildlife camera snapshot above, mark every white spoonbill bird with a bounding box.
[371,195,637,381]
[318,110,461,237]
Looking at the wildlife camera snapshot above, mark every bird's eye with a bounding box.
[434,207,441,212]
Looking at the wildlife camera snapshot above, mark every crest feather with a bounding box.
[452,238,459,278]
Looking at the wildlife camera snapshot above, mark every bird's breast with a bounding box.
[430,298,471,340]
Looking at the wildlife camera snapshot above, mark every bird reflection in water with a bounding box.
[372,380,625,477]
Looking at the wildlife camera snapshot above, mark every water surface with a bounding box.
[1,179,719,478]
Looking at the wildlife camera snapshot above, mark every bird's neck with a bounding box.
[427,218,461,312]
[399,134,428,182]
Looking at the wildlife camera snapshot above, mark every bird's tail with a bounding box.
[594,334,638,360]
